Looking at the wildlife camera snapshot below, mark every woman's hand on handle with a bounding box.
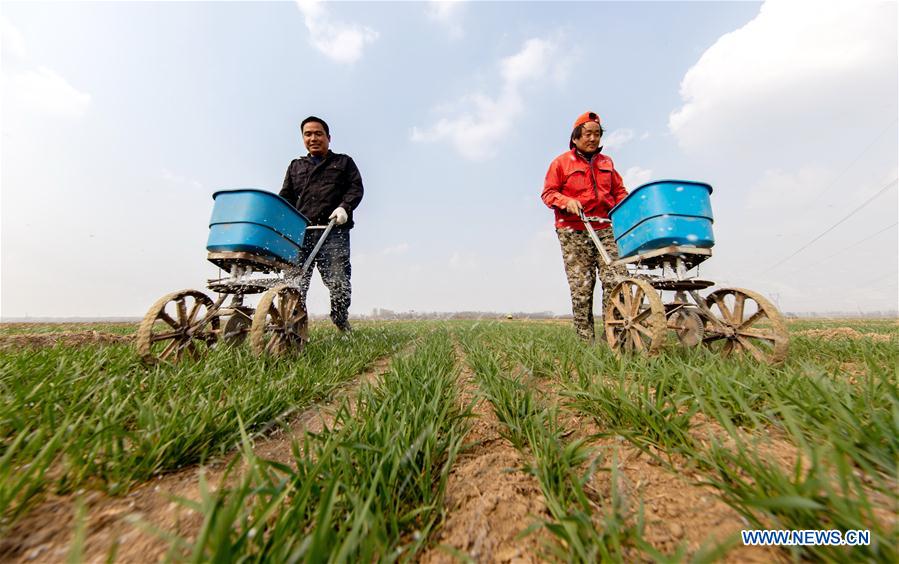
[563,198,583,216]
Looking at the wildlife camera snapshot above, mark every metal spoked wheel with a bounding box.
[222,307,253,345]
[668,307,705,347]
[136,289,219,363]
[703,287,789,364]
[604,278,668,354]
[249,284,308,356]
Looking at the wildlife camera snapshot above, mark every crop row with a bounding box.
[169,329,468,561]
[1,319,895,562]
[460,335,650,561]
[459,321,897,562]
[0,324,416,530]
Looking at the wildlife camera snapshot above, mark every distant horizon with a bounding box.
[3,310,898,324]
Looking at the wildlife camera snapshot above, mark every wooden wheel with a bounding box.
[604,278,667,354]
[668,308,705,347]
[703,288,789,364]
[249,284,308,356]
[136,290,219,363]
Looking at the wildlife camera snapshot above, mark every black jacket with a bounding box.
[279,151,364,229]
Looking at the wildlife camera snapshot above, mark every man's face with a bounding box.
[573,122,601,153]
[302,122,330,156]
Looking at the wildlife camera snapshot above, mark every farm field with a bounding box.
[0,318,896,562]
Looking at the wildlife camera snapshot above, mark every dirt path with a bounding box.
[420,345,554,563]
[0,352,397,564]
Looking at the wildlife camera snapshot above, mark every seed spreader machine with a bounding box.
[582,180,789,363]
[136,189,335,363]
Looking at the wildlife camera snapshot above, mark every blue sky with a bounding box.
[2,0,897,318]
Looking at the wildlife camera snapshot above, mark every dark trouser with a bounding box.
[295,227,352,329]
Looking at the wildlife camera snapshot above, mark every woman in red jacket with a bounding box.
[541,111,628,344]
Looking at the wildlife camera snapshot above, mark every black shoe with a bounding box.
[336,322,352,334]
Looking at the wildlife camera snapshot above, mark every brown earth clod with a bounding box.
[797,327,893,343]
[0,331,133,350]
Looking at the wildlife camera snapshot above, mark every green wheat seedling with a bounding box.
[460,335,648,563]
[3,317,897,560]
[563,368,698,460]
[0,325,416,527]
[694,431,897,563]
[0,421,69,533]
[178,331,469,562]
[496,319,897,562]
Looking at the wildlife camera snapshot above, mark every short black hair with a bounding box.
[569,123,605,149]
[301,116,330,137]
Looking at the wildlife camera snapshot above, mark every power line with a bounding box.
[842,272,898,302]
[765,177,898,272]
[755,118,897,244]
[809,116,898,203]
[798,221,898,270]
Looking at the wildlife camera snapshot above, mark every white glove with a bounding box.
[329,207,348,225]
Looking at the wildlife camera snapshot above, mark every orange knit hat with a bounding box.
[573,111,601,129]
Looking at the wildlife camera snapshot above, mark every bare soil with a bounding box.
[586,433,780,563]
[421,352,554,563]
[796,327,894,343]
[0,331,133,350]
[552,405,784,562]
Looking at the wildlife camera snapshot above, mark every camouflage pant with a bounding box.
[557,227,627,343]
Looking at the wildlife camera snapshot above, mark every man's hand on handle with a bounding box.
[563,198,583,216]
[329,207,348,226]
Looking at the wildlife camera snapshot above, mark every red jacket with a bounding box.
[542,149,628,230]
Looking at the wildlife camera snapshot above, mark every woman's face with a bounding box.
[573,122,602,153]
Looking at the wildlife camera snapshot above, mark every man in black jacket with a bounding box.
[280,116,364,333]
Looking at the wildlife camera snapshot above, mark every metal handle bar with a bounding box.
[577,210,614,267]
[293,218,338,280]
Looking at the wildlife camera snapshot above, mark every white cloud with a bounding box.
[411,37,564,160]
[602,128,635,150]
[669,0,896,163]
[500,37,555,85]
[348,242,410,273]
[448,250,478,270]
[663,0,897,312]
[1,18,91,121]
[3,66,91,119]
[381,243,410,255]
[427,0,462,22]
[622,166,653,189]
[295,0,325,19]
[295,0,378,64]
[512,228,560,268]
[744,167,829,211]
[1,16,27,60]
[426,1,465,39]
